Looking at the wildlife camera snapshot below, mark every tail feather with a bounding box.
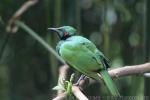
[99,70,120,96]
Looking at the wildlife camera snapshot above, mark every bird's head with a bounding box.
[48,26,77,40]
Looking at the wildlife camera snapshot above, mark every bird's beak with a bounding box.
[48,27,63,39]
[48,28,61,33]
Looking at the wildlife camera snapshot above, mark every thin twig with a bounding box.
[16,21,65,64]
[6,0,65,63]
[0,33,11,61]
[53,63,150,100]
[6,0,38,33]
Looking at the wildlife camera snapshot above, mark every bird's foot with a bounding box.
[73,74,87,86]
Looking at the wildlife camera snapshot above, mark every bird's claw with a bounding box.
[73,74,87,86]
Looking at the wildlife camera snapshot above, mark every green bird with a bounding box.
[48,26,120,96]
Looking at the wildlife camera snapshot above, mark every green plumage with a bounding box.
[49,26,120,96]
[100,70,120,96]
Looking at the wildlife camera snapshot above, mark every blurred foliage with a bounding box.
[0,0,149,100]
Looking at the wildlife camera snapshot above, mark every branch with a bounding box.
[109,63,150,79]
[6,0,38,33]
[53,65,89,100]
[6,0,65,64]
[16,21,65,64]
[53,86,88,100]
[57,65,69,94]
[72,86,88,100]
[53,62,150,100]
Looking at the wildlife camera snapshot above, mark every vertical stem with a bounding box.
[0,33,10,61]
[144,0,150,96]
[76,0,81,33]
[44,0,62,87]
[99,1,111,95]
[143,0,149,61]
[54,0,61,26]
[103,23,110,57]
[44,0,57,83]
[44,0,51,27]
[102,1,110,57]
[48,0,62,83]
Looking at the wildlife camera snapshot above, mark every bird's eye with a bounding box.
[64,32,68,36]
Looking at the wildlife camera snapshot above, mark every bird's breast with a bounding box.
[59,40,80,60]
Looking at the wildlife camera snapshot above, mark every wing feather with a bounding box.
[81,40,110,69]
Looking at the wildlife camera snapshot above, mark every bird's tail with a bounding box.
[99,70,120,96]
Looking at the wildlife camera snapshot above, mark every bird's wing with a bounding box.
[95,50,110,69]
[80,39,110,69]
[79,40,102,65]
